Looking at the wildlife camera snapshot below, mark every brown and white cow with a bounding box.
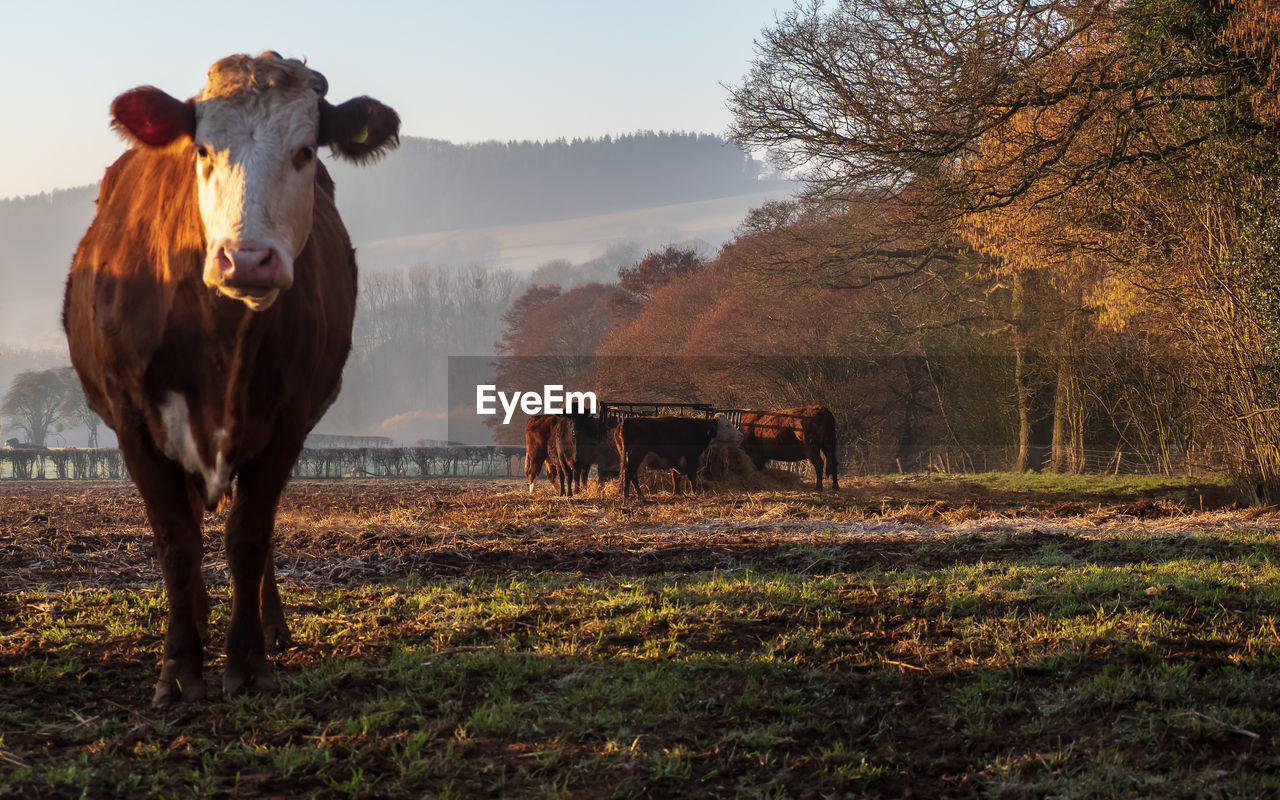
[614,415,742,499]
[738,405,840,490]
[62,53,399,706]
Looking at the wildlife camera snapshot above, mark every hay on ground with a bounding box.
[698,441,803,490]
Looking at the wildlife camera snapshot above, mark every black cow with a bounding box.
[613,415,742,499]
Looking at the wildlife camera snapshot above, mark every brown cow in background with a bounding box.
[524,413,560,492]
[526,412,617,493]
[738,405,840,490]
[542,414,583,496]
[63,53,398,706]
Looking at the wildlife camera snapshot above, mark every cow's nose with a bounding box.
[219,244,280,286]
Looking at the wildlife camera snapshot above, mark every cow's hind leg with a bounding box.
[260,546,293,653]
[621,459,643,499]
[526,452,543,493]
[222,435,300,696]
[118,431,208,707]
[809,445,825,490]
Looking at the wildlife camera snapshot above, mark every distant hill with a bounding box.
[356,190,791,274]
[329,132,783,243]
[0,132,785,344]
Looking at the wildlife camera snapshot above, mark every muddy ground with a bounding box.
[0,475,1252,595]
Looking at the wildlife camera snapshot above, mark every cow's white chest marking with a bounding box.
[159,392,231,505]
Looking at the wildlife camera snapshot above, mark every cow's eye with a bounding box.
[293,145,318,170]
[195,144,209,159]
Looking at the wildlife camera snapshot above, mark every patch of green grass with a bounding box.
[968,470,1226,500]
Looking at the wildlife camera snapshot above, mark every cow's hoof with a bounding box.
[152,680,176,709]
[263,625,294,655]
[223,657,274,697]
[152,674,206,708]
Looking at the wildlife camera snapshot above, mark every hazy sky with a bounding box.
[0,0,794,200]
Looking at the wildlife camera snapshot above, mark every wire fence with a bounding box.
[1,442,1211,482]
[0,446,527,481]
[835,445,1207,479]
[291,446,526,478]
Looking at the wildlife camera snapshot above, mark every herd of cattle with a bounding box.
[525,404,840,499]
[53,52,842,705]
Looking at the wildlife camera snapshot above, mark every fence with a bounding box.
[0,443,1208,481]
[0,448,128,480]
[0,446,526,480]
[291,446,526,478]
[836,444,1207,478]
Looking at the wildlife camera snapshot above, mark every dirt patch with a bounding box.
[0,476,1267,593]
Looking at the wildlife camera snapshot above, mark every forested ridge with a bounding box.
[329,132,778,242]
[0,131,776,251]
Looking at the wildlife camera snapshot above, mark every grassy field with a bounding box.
[3,473,1279,798]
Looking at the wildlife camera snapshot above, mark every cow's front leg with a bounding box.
[152,507,208,707]
[222,441,297,696]
[118,432,208,708]
[223,488,273,696]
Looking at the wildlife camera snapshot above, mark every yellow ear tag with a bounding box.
[352,125,369,145]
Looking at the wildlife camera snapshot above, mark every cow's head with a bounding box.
[109,52,399,311]
[711,415,744,445]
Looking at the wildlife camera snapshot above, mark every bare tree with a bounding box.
[58,366,102,447]
[2,369,68,447]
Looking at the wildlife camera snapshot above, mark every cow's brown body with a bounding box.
[62,53,397,706]
[738,405,840,490]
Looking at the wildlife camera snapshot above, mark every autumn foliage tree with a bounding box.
[606,246,706,322]
[490,281,618,443]
[722,0,1280,487]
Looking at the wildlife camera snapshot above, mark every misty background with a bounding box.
[0,132,790,446]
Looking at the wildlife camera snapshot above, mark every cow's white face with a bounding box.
[714,415,744,445]
[108,52,401,313]
[193,90,321,310]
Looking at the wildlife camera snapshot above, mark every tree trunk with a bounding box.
[1051,353,1068,473]
[1013,272,1034,472]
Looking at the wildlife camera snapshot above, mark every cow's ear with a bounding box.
[320,97,400,164]
[111,87,195,147]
